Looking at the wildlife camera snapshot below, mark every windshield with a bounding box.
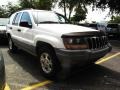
[0,18,9,26]
[32,11,69,24]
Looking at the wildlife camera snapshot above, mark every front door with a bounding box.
[18,12,34,52]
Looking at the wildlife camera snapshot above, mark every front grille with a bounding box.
[87,36,108,49]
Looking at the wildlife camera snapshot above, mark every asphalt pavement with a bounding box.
[0,39,120,90]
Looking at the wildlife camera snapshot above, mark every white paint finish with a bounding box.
[7,9,99,49]
[32,28,65,48]
[37,24,98,36]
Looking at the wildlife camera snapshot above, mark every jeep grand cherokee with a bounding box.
[7,9,112,79]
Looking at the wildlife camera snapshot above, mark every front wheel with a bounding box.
[8,37,18,53]
[38,46,61,79]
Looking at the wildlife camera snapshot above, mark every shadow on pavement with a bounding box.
[110,40,120,48]
[1,39,120,90]
[7,50,46,82]
[0,38,8,46]
[7,49,120,90]
[47,65,120,90]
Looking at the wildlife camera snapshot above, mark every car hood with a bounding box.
[37,24,99,36]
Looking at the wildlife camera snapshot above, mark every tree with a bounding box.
[58,0,94,21]
[19,0,34,9]
[71,6,87,23]
[7,2,21,17]
[94,0,120,14]
[0,6,8,18]
[0,0,57,18]
[0,3,19,18]
[33,0,53,10]
[109,16,120,23]
[19,0,56,10]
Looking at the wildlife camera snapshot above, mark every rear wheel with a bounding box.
[8,37,18,53]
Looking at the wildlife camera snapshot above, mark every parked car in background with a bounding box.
[78,23,89,27]
[7,9,112,79]
[0,18,9,39]
[106,23,120,39]
[0,50,5,90]
[88,23,107,32]
[88,23,98,30]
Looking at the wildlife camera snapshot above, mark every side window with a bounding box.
[12,12,22,25]
[20,12,32,25]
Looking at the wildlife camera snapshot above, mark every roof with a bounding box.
[18,9,53,13]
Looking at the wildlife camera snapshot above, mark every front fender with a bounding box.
[34,35,65,49]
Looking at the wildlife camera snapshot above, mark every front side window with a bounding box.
[20,12,32,25]
[12,12,22,25]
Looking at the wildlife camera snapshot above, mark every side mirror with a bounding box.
[19,21,32,28]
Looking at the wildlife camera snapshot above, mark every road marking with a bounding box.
[21,80,52,90]
[21,52,120,90]
[4,83,10,90]
[96,52,120,64]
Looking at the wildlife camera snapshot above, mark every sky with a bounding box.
[54,6,111,23]
[0,0,111,22]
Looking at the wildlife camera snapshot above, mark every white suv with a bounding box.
[7,9,112,79]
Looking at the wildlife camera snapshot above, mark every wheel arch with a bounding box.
[36,41,56,55]
[7,33,11,38]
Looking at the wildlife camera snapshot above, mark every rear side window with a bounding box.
[12,12,22,25]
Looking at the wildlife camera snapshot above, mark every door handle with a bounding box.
[17,29,21,32]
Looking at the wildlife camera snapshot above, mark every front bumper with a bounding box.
[0,51,5,90]
[55,43,112,69]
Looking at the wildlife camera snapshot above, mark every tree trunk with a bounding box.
[63,0,67,19]
[68,9,72,20]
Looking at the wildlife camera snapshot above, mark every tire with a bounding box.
[38,45,61,79]
[8,37,18,53]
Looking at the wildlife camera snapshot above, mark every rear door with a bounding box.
[10,12,22,40]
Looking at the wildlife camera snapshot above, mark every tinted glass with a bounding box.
[20,12,32,25]
[12,12,22,25]
[107,24,118,28]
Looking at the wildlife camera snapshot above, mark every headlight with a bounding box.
[62,37,88,50]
